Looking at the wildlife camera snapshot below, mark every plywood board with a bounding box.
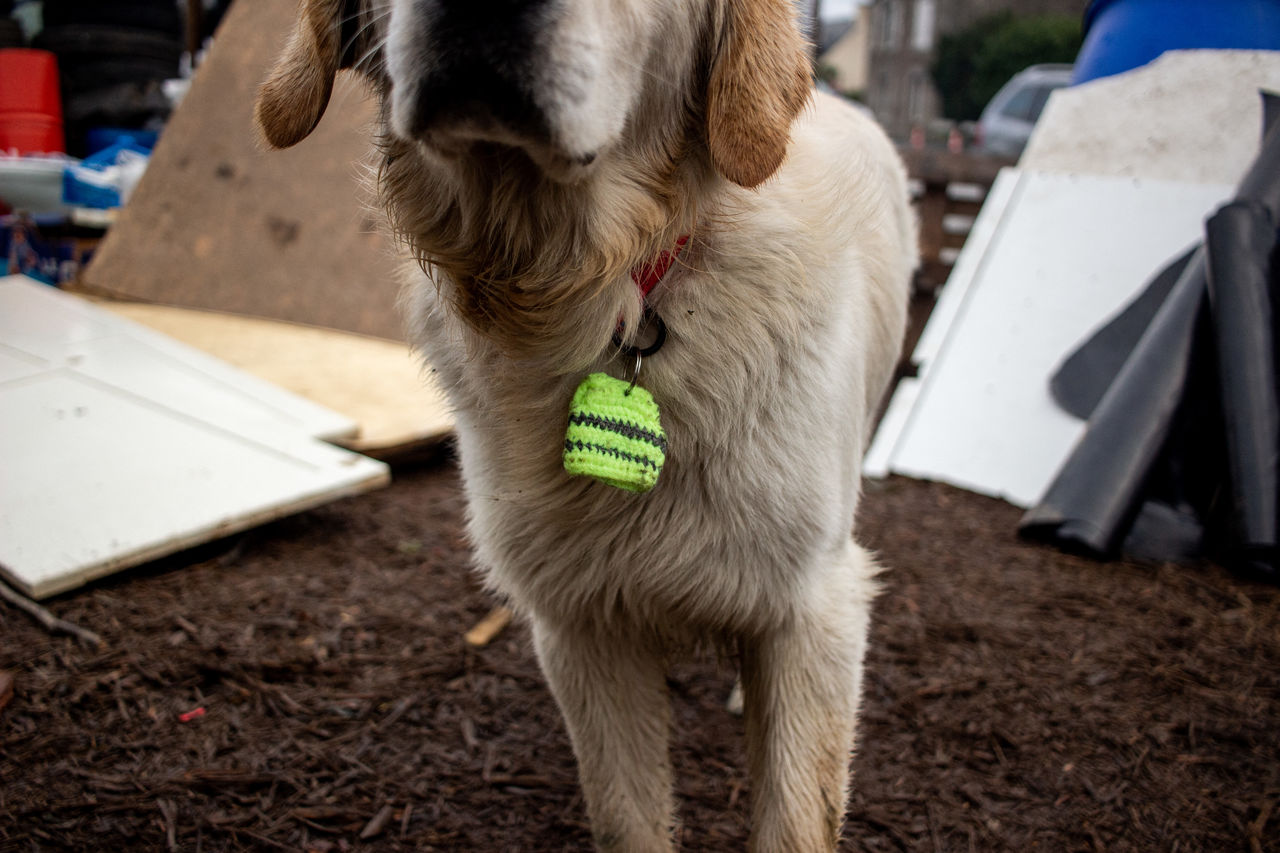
[0,276,390,599]
[865,170,1232,507]
[79,0,404,341]
[102,302,455,454]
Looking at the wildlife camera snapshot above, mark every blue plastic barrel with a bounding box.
[1073,0,1280,84]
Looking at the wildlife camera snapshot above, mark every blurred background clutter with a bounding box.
[1,0,230,282]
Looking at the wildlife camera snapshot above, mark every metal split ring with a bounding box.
[625,351,643,394]
[612,304,668,359]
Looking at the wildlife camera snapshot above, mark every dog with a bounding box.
[256,0,915,849]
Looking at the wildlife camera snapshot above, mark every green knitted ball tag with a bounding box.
[564,373,667,493]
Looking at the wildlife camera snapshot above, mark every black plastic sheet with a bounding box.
[1021,92,1280,583]
[1049,247,1196,421]
[1205,200,1279,577]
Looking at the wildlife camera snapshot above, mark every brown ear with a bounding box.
[255,0,346,149]
[706,0,812,188]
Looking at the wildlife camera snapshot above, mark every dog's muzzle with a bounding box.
[386,0,610,178]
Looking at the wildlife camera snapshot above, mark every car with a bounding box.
[975,64,1074,157]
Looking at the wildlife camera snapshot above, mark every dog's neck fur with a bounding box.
[373,14,720,372]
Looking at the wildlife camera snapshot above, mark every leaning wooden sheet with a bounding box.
[0,276,389,599]
[78,0,404,340]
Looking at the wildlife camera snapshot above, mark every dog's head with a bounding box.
[256,0,812,189]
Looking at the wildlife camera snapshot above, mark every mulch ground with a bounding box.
[3,454,1278,852]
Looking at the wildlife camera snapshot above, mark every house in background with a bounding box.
[864,0,1083,140]
[818,7,871,96]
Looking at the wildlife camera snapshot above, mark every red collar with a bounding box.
[630,235,689,298]
[615,235,687,359]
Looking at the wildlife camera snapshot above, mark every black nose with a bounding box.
[407,67,542,140]
[430,0,549,73]
[403,0,549,138]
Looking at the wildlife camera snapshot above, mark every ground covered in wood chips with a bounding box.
[3,456,1279,852]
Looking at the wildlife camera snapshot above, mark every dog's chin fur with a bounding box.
[376,123,715,371]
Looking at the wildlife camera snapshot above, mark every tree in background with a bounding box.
[932,11,1082,121]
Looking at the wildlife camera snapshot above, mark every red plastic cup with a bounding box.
[0,50,65,153]
[0,113,65,154]
[0,49,63,117]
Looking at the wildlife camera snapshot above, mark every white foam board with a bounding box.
[912,167,1022,374]
[863,377,918,479]
[0,277,359,442]
[865,170,1233,507]
[0,276,389,598]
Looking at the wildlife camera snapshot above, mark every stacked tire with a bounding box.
[34,0,183,155]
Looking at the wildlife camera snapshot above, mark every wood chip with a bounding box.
[0,670,14,714]
[399,803,413,837]
[464,606,513,647]
[360,803,395,840]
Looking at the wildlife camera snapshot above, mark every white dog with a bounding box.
[257,0,915,849]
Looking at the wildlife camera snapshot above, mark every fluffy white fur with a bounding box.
[257,0,916,849]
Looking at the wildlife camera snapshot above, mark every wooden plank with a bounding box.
[79,0,404,341]
[945,199,984,219]
[914,259,953,292]
[102,301,455,454]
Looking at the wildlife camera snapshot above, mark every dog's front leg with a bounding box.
[739,544,876,852]
[531,616,675,853]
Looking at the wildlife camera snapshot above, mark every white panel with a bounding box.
[864,377,918,478]
[0,276,390,598]
[0,344,47,384]
[912,168,1022,374]
[0,283,119,357]
[0,277,358,441]
[872,171,1232,507]
[0,370,388,599]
